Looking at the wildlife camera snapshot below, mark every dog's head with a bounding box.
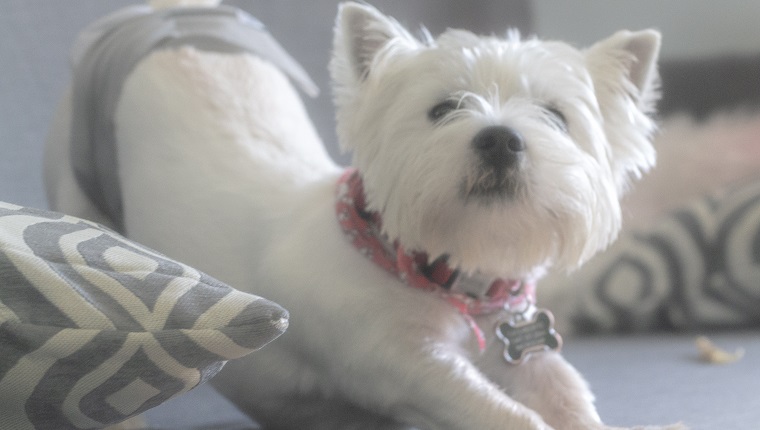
[330,2,661,278]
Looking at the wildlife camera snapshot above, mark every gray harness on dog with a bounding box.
[70,5,318,232]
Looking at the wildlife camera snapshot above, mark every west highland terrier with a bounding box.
[46,1,685,429]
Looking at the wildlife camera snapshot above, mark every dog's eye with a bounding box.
[428,100,460,123]
[544,106,568,132]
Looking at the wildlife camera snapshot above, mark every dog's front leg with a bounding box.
[475,344,687,430]
[475,339,602,430]
[362,339,554,430]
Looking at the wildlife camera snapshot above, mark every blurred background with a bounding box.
[1,0,759,210]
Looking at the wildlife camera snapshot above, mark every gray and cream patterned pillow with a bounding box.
[0,201,288,429]
[563,181,760,333]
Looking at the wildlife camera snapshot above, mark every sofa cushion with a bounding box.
[0,201,288,429]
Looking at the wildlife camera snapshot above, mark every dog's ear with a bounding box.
[585,29,661,109]
[333,2,419,81]
[585,30,661,194]
[620,30,661,97]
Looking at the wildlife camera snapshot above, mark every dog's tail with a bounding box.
[148,0,222,9]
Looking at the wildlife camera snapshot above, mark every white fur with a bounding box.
[45,2,685,429]
[330,6,660,278]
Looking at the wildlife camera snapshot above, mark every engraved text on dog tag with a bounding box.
[496,309,562,364]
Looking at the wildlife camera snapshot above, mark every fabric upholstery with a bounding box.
[0,201,288,429]
[563,181,760,333]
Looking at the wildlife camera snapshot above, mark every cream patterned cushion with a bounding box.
[0,202,288,429]
[566,181,760,333]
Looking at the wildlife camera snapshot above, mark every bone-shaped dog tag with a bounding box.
[496,309,562,364]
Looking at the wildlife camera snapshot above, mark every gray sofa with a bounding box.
[1,1,758,429]
[142,332,760,429]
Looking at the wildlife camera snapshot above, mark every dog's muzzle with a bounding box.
[473,125,525,168]
[464,126,525,200]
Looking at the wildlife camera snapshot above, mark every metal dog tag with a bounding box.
[496,309,562,364]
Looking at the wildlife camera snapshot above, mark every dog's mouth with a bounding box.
[461,168,523,202]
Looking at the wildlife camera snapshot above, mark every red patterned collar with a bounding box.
[335,168,535,350]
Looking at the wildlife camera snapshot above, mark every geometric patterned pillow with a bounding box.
[0,201,288,429]
[560,180,760,334]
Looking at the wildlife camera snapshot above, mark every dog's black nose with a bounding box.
[472,126,524,168]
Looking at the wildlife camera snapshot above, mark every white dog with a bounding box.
[46,1,685,429]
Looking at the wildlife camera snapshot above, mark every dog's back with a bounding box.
[45,2,337,280]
